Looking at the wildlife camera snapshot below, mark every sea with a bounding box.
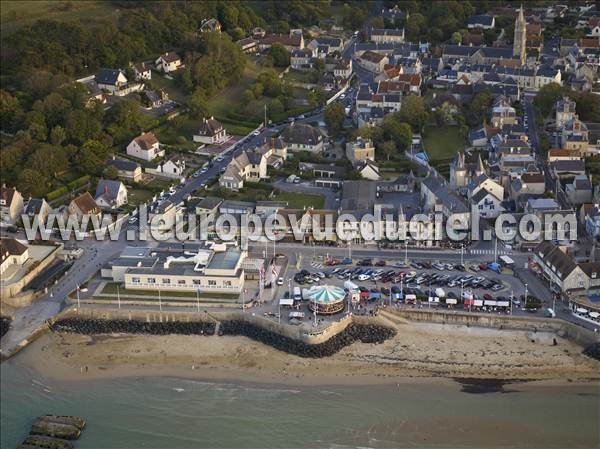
[1,356,599,449]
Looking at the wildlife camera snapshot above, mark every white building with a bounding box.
[95,179,128,208]
[126,132,164,161]
[193,117,228,145]
[155,52,182,73]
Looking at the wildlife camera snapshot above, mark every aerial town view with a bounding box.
[0,1,599,448]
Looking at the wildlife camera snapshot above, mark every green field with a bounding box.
[422,126,467,161]
[1,1,120,36]
[272,190,325,209]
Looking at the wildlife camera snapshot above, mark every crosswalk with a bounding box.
[310,262,324,269]
[469,249,514,255]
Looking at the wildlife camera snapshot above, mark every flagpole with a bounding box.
[196,288,200,313]
[117,284,121,310]
[158,287,162,312]
[76,284,81,309]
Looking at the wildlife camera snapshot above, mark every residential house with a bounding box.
[280,123,324,153]
[192,197,223,217]
[471,187,504,218]
[219,151,267,191]
[219,200,256,215]
[467,14,495,29]
[106,157,143,182]
[357,160,381,181]
[193,117,228,145]
[0,186,24,225]
[550,159,587,178]
[377,172,416,193]
[24,198,51,224]
[155,52,182,73]
[68,192,101,220]
[236,37,257,54]
[510,172,546,201]
[95,68,127,94]
[258,31,304,52]
[199,18,221,33]
[0,238,29,277]
[584,204,600,237]
[358,51,389,74]
[346,137,375,164]
[147,157,186,180]
[298,162,345,188]
[467,174,504,203]
[132,62,151,81]
[370,28,405,44]
[95,180,128,209]
[140,90,164,108]
[491,96,516,127]
[556,97,577,128]
[149,200,178,233]
[547,148,582,162]
[290,48,315,70]
[562,116,590,155]
[127,132,164,161]
[421,174,471,224]
[334,58,353,84]
[565,175,593,205]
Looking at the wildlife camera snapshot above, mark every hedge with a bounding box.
[46,186,68,201]
[67,175,91,190]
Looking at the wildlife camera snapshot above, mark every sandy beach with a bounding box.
[21,321,600,386]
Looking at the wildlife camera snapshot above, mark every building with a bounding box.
[219,150,267,191]
[358,51,389,73]
[106,158,143,182]
[290,48,315,70]
[236,37,257,54]
[421,174,471,224]
[513,5,527,65]
[556,97,577,128]
[199,18,221,33]
[95,68,128,94]
[114,245,246,295]
[132,62,151,81]
[346,137,375,164]
[0,238,29,277]
[468,14,495,29]
[565,175,593,205]
[0,186,24,225]
[147,157,186,180]
[491,96,517,127]
[258,31,304,52]
[510,172,546,200]
[193,117,228,145]
[280,123,324,153]
[584,204,600,238]
[126,132,164,161]
[155,52,182,73]
[547,148,582,162]
[357,160,380,181]
[67,192,101,220]
[24,198,51,224]
[471,187,504,218]
[95,179,128,208]
[370,28,405,44]
[334,58,353,84]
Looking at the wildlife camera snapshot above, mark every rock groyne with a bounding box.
[50,318,216,336]
[1,317,10,338]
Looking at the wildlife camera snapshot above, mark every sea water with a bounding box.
[1,357,598,449]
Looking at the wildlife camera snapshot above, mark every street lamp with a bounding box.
[523,283,528,311]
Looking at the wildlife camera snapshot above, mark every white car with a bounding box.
[215,156,224,162]
[358,274,370,281]
[200,167,208,174]
[192,172,200,178]
[252,130,260,136]
[128,217,138,225]
[276,277,284,286]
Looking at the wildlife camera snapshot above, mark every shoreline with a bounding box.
[13,320,600,388]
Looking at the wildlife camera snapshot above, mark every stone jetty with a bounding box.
[18,415,86,449]
[50,318,216,336]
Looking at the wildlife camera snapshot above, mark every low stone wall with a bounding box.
[383,309,600,347]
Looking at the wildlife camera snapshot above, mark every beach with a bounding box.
[23,321,600,385]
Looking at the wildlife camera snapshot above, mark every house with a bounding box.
[377,172,415,193]
[358,51,389,73]
[471,187,504,218]
[525,198,560,214]
[155,52,182,73]
[147,157,186,180]
[357,160,380,181]
[467,14,495,29]
[290,48,315,70]
[562,116,590,154]
[556,97,577,128]
[258,31,304,52]
[132,62,151,81]
[280,123,324,153]
[219,200,256,215]
[0,186,24,225]
[95,180,128,208]
[193,117,228,145]
[106,157,143,182]
[550,159,586,178]
[510,172,546,200]
[547,149,582,162]
[140,90,163,108]
[584,204,600,237]
[0,238,29,277]
[191,197,223,217]
[199,18,221,33]
[334,58,353,83]
[421,174,471,224]
[370,28,405,44]
[346,137,375,164]
[467,174,504,203]
[491,96,516,127]
[68,192,101,220]
[298,162,345,188]
[236,37,258,54]
[219,151,267,191]
[24,198,51,224]
[95,68,127,94]
[565,175,593,205]
[127,132,164,161]
[149,200,178,233]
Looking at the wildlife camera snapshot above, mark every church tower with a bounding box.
[450,152,467,189]
[513,5,526,65]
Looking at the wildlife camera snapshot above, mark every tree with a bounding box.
[466,91,492,126]
[105,165,119,180]
[383,114,412,149]
[381,140,397,161]
[539,134,551,155]
[0,90,24,132]
[324,102,345,137]
[267,43,290,67]
[29,144,68,178]
[50,125,67,145]
[451,31,462,44]
[533,83,564,118]
[188,88,210,119]
[398,96,428,131]
[18,168,48,197]
[77,139,109,174]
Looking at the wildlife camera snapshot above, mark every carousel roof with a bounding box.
[306,285,346,304]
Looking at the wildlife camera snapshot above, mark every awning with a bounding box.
[446,298,458,305]
[484,300,497,306]
[588,311,599,319]
[405,294,416,300]
[289,311,305,318]
[497,301,510,307]
[576,308,588,314]
[474,300,483,307]
[428,297,440,303]
[279,298,294,306]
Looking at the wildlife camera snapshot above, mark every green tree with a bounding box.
[0,90,24,132]
[105,165,119,180]
[451,31,462,44]
[77,139,109,174]
[381,140,397,161]
[267,43,290,67]
[398,96,428,131]
[466,91,492,126]
[188,88,210,119]
[29,144,68,178]
[533,83,564,118]
[324,102,345,137]
[50,125,67,145]
[18,168,48,197]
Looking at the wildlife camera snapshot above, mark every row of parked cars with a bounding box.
[411,273,504,291]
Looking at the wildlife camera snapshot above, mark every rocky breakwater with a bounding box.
[50,318,216,336]
[219,321,396,358]
[583,342,600,361]
[1,316,11,338]
[18,415,86,449]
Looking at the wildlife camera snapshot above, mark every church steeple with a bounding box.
[513,4,527,65]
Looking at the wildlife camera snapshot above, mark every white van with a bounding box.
[293,287,302,301]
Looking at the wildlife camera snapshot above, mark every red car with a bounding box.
[483,293,493,301]
[479,263,488,270]
[375,260,386,267]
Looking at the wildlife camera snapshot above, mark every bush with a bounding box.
[47,186,68,201]
[67,175,91,190]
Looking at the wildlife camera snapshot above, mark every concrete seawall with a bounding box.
[382,309,600,347]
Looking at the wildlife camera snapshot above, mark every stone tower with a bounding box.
[450,152,467,189]
[513,4,527,65]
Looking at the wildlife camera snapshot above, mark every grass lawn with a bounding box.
[422,126,467,161]
[101,283,239,300]
[272,190,325,209]
[283,69,316,84]
[127,189,155,206]
[1,1,120,36]
[149,72,188,104]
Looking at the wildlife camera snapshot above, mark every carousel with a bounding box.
[306,285,346,315]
